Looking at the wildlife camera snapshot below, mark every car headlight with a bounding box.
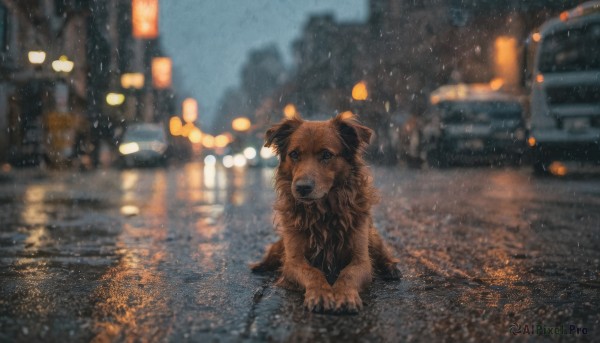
[260,146,275,159]
[223,155,234,168]
[243,147,257,160]
[119,142,139,155]
[233,154,246,167]
[204,155,216,166]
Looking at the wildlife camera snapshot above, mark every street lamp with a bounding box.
[182,98,198,123]
[106,92,125,106]
[28,51,47,65]
[169,116,183,136]
[152,57,172,89]
[352,81,368,101]
[201,134,215,148]
[132,0,159,39]
[189,127,202,144]
[214,134,229,148]
[283,103,297,119]
[121,73,145,89]
[180,122,195,137]
[232,117,251,132]
[51,55,74,73]
[339,111,354,120]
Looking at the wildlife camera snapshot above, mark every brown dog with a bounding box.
[251,113,400,313]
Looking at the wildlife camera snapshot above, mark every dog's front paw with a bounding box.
[333,289,363,314]
[304,287,335,313]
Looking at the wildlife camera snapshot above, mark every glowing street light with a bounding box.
[214,134,229,148]
[489,78,504,91]
[352,81,368,101]
[189,127,203,144]
[232,117,251,132]
[169,116,183,136]
[152,57,172,89]
[182,98,198,123]
[180,122,195,137]
[283,103,297,119]
[202,134,215,148]
[28,51,46,65]
[132,0,159,39]
[121,73,145,89]
[106,92,125,106]
[51,55,74,73]
[339,111,354,120]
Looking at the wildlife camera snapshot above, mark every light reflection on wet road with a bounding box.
[0,164,599,341]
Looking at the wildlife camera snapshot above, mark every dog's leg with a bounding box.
[332,228,372,313]
[369,228,402,280]
[250,239,284,273]
[281,233,335,312]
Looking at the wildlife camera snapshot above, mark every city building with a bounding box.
[0,0,176,167]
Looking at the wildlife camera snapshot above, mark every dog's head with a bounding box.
[265,113,372,202]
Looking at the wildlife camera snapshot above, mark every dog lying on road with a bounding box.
[251,113,401,313]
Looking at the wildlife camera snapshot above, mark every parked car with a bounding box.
[527,2,600,174]
[118,123,168,167]
[420,84,527,167]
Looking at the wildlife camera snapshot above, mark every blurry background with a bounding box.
[1,2,599,341]
[0,0,592,169]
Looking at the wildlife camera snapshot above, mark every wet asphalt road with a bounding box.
[0,162,599,342]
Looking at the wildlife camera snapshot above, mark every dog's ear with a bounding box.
[332,113,373,157]
[264,117,303,160]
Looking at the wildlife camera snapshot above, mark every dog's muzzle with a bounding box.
[293,179,315,198]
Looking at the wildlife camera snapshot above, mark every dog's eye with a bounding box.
[289,150,299,160]
[322,150,333,160]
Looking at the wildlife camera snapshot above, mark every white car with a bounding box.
[118,123,168,167]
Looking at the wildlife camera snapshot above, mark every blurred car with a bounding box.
[420,84,527,167]
[118,123,168,167]
[241,145,278,168]
[527,2,600,174]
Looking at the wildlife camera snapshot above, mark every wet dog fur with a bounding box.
[251,113,400,313]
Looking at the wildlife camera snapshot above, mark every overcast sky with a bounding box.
[159,0,367,128]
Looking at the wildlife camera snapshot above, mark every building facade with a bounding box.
[0,0,175,166]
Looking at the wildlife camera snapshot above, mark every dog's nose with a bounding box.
[295,180,314,197]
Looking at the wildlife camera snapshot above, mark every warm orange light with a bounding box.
[352,81,368,101]
[152,57,172,89]
[549,161,567,176]
[132,0,159,39]
[283,103,297,119]
[494,36,518,88]
[180,122,195,137]
[202,134,215,148]
[189,127,202,144]
[214,134,229,148]
[182,98,198,123]
[121,73,145,89]
[489,78,504,91]
[232,117,251,131]
[560,11,569,22]
[528,136,536,147]
[339,111,354,120]
[169,116,183,136]
[532,32,541,43]
[536,74,544,83]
